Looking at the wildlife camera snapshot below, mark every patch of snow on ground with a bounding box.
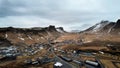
[41,37,44,39]
[17,34,25,41]
[5,33,8,38]
[18,37,25,41]
[84,40,92,43]
[28,35,33,40]
[99,51,104,54]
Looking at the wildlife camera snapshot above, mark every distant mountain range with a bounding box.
[0,19,120,46]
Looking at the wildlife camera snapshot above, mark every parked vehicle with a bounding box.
[59,56,72,62]
[73,60,83,66]
[85,60,99,66]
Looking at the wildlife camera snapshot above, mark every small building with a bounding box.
[54,62,63,67]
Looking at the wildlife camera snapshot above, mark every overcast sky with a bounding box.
[0,0,120,31]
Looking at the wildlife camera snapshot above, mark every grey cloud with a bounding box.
[0,0,27,17]
[0,0,119,31]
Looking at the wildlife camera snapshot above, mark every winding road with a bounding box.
[48,40,76,68]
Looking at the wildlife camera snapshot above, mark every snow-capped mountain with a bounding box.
[84,19,120,34]
[92,21,110,32]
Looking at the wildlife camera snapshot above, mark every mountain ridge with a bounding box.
[0,25,64,45]
[82,19,120,34]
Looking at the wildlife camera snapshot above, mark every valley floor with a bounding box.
[0,33,120,68]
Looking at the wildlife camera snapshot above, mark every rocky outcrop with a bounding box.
[0,25,57,33]
[113,19,120,29]
[56,27,66,33]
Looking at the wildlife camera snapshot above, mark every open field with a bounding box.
[100,59,118,68]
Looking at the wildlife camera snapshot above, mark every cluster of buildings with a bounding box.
[0,46,20,60]
[21,44,44,56]
[24,56,54,65]
[0,43,45,61]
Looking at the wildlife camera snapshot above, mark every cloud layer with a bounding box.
[0,0,120,31]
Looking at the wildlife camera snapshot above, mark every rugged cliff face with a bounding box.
[0,25,62,45]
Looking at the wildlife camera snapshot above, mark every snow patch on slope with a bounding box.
[92,21,110,32]
[18,34,25,41]
[56,29,64,33]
